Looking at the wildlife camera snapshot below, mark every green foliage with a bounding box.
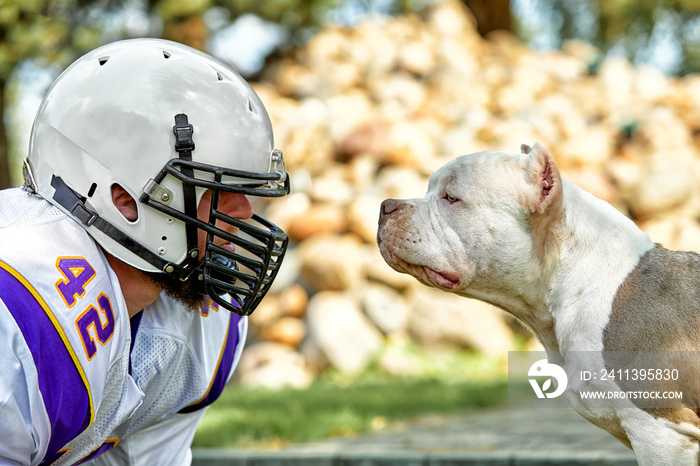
[0,0,119,188]
[209,0,345,47]
[515,0,700,75]
[0,0,109,80]
[193,376,508,448]
[193,350,509,448]
[218,0,341,28]
[592,0,700,62]
[156,0,212,20]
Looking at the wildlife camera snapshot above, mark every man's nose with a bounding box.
[379,199,400,222]
[219,192,254,219]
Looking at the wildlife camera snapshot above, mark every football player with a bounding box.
[0,38,289,464]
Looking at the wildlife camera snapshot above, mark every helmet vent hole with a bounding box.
[247,99,256,114]
[163,50,171,59]
[98,57,109,66]
[161,236,167,241]
[216,71,223,81]
[87,183,97,197]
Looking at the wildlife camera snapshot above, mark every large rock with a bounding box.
[298,234,366,291]
[249,294,284,330]
[279,124,334,173]
[674,218,700,252]
[257,317,306,348]
[426,0,481,44]
[249,283,308,331]
[639,217,700,253]
[263,192,311,234]
[639,107,695,155]
[376,166,430,201]
[306,291,383,373]
[560,167,617,205]
[309,168,355,205]
[360,283,410,336]
[235,342,315,389]
[364,246,418,291]
[298,331,332,372]
[406,287,515,353]
[287,204,348,240]
[370,74,428,119]
[326,90,378,146]
[279,283,309,318]
[557,124,614,167]
[347,194,384,243]
[630,166,693,217]
[383,119,439,167]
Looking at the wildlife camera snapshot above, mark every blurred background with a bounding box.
[4,0,700,447]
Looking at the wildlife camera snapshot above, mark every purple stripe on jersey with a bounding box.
[179,313,242,414]
[74,439,118,464]
[128,311,143,375]
[0,264,91,465]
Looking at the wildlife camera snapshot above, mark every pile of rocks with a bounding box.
[233,0,700,388]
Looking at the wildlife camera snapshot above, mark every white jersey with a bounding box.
[0,188,247,465]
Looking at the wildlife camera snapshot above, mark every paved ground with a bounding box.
[192,407,638,465]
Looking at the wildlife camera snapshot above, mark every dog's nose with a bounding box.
[379,199,400,222]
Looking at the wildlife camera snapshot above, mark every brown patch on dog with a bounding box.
[604,245,700,429]
[605,245,700,352]
[645,408,700,431]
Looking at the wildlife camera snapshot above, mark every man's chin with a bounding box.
[144,271,207,312]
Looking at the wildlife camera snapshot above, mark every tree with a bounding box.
[0,0,346,188]
[463,0,511,36]
[513,0,700,75]
[0,0,110,189]
[4,0,700,188]
[591,0,700,75]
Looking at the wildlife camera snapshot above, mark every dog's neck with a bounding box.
[466,181,655,357]
[540,181,654,355]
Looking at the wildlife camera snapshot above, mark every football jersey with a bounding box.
[0,188,247,465]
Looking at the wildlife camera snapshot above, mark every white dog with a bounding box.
[377,143,700,465]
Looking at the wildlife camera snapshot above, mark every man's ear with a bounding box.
[111,184,138,222]
[522,142,562,215]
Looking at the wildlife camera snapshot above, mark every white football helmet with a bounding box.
[23,38,290,316]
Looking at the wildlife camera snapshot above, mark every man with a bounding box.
[0,38,290,465]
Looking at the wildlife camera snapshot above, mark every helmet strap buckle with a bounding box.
[172,113,200,274]
[173,113,195,153]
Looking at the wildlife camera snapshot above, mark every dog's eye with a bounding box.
[444,193,459,204]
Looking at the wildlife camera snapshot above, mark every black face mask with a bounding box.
[137,113,290,316]
[198,203,289,316]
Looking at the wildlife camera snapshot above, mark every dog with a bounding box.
[377,143,700,465]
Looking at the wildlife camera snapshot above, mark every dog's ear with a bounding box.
[522,143,562,215]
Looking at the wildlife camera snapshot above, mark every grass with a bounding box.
[192,349,510,448]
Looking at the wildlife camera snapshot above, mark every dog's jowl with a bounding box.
[377,142,700,465]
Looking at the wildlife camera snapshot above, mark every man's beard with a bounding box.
[145,270,207,312]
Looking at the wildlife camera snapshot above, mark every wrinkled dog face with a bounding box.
[377,145,561,299]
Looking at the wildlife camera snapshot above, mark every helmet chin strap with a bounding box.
[50,174,172,272]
